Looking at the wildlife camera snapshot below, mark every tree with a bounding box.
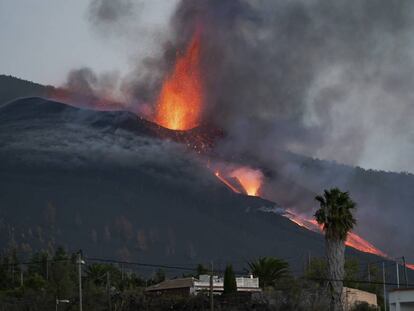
[28,251,49,280]
[305,258,328,287]
[247,257,289,289]
[50,247,74,299]
[223,264,237,295]
[315,188,356,311]
[152,269,165,284]
[350,302,378,311]
[344,259,359,288]
[85,263,109,287]
[196,264,209,277]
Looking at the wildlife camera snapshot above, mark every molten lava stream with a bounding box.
[286,212,387,257]
[215,172,241,194]
[214,165,407,261]
[155,30,203,131]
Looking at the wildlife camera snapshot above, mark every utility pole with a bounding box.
[20,269,23,287]
[77,250,84,311]
[402,256,408,287]
[383,262,387,311]
[367,263,371,283]
[396,260,400,288]
[107,271,112,311]
[210,261,214,311]
[46,257,49,281]
[12,263,15,284]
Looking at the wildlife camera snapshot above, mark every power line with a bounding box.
[86,257,197,272]
[1,252,412,287]
[304,276,414,287]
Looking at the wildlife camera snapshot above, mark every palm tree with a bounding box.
[247,257,288,289]
[315,188,356,311]
[85,264,109,287]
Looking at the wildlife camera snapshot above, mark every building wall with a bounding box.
[146,287,191,297]
[343,287,378,310]
[389,289,414,311]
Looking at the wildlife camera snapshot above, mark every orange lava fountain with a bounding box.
[155,30,203,130]
[230,167,264,196]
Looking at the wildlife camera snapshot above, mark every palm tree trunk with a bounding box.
[326,237,345,311]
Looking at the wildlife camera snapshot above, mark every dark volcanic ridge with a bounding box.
[0,96,392,275]
[1,75,414,265]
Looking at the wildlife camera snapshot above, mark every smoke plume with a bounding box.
[175,0,414,174]
[83,0,414,174]
[76,0,414,260]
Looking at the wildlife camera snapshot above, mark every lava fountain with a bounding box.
[155,30,203,130]
[230,167,264,196]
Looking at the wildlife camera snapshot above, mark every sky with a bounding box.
[0,0,176,85]
[1,0,414,175]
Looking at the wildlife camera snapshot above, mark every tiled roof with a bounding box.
[145,278,195,291]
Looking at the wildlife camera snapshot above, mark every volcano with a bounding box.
[1,76,414,275]
[0,95,395,274]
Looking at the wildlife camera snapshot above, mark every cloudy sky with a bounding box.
[2,0,414,175]
[0,0,177,85]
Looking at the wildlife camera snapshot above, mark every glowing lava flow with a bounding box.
[213,167,414,268]
[229,167,264,196]
[155,30,203,130]
[285,212,387,257]
[215,171,241,194]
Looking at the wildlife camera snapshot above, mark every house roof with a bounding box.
[145,278,195,292]
[389,287,414,292]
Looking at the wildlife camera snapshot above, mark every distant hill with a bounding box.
[0,75,52,105]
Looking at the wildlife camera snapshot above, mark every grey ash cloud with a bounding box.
[174,0,414,173]
[83,0,414,173]
[88,0,136,30]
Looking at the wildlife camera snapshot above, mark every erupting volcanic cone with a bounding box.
[155,30,203,131]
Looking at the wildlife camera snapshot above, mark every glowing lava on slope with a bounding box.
[212,167,389,257]
[215,171,242,194]
[230,167,264,196]
[215,167,414,268]
[213,166,264,196]
[155,30,203,130]
[285,211,387,257]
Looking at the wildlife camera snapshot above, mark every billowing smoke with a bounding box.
[67,0,414,260]
[88,0,135,28]
[66,67,120,99]
[83,0,414,174]
[175,0,414,174]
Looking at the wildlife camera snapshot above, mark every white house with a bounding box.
[145,274,261,296]
[389,288,414,311]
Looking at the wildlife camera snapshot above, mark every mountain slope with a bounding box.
[1,74,413,264]
[0,75,51,105]
[0,97,385,274]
